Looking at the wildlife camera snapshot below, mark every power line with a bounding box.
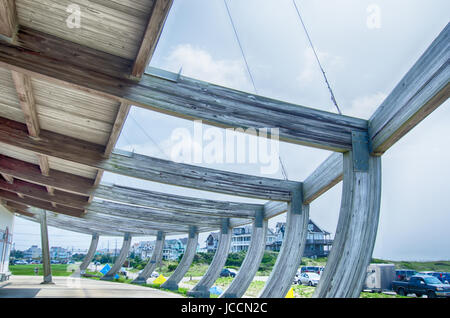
[223,0,259,94]
[292,0,343,115]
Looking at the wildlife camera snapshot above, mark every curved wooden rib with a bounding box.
[188,222,232,297]
[101,233,132,280]
[79,233,99,273]
[132,231,165,284]
[313,152,382,298]
[259,197,309,298]
[220,216,268,298]
[161,228,199,290]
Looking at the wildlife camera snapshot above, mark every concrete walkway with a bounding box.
[0,276,183,298]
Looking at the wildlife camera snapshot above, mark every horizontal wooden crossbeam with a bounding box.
[0,117,299,200]
[0,189,84,217]
[96,183,261,219]
[0,178,88,209]
[0,27,368,152]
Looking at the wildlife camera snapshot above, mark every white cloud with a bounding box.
[348,92,387,119]
[162,44,252,91]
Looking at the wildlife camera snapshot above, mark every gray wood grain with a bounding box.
[132,231,165,284]
[313,152,382,298]
[161,230,199,290]
[101,233,132,280]
[79,233,99,272]
[220,219,268,298]
[189,227,232,297]
[303,153,343,204]
[259,204,309,298]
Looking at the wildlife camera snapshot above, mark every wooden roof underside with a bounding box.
[1,1,448,237]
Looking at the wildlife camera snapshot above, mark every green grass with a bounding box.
[9,264,76,276]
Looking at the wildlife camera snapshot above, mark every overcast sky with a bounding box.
[13,0,450,261]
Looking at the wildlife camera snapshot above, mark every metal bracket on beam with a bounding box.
[289,183,303,215]
[189,226,197,238]
[351,131,370,172]
[255,208,264,228]
[146,66,181,83]
[221,218,230,234]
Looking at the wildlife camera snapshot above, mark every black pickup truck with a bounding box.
[392,275,450,298]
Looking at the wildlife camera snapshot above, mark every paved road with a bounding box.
[0,275,183,298]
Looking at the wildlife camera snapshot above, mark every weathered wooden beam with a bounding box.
[0,0,17,40]
[101,233,132,280]
[78,233,100,273]
[0,189,84,217]
[10,70,40,137]
[0,27,368,152]
[1,172,14,184]
[131,0,173,79]
[96,183,261,219]
[0,178,88,209]
[132,231,165,284]
[0,117,298,200]
[369,23,450,155]
[303,153,343,204]
[161,227,199,290]
[313,153,382,298]
[88,200,224,227]
[39,210,53,284]
[84,211,214,234]
[188,220,232,298]
[220,212,268,298]
[0,154,95,197]
[259,198,309,298]
[104,102,131,157]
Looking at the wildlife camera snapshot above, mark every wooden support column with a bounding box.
[0,0,17,41]
[161,226,199,290]
[313,133,382,298]
[101,233,132,281]
[259,189,310,298]
[132,231,165,284]
[39,210,53,284]
[78,233,100,273]
[220,210,268,298]
[188,219,233,298]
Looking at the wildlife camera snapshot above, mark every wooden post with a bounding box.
[101,233,132,281]
[220,210,267,298]
[161,226,199,290]
[39,210,53,284]
[188,219,232,298]
[78,233,99,273]
[132,231,165,284]
[259,189,310,298]
[313,136,382,298]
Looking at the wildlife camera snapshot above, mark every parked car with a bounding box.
[297,272,321,286]
[14,260,27,265]
[300,266,324,275]
[151,271,159,278]
[220,268,237,278]
[419,272,450,284]
[392,275,450,298]
[395,269,417,281]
